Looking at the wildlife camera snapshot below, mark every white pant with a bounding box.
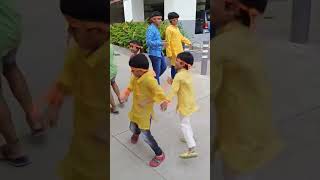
[179,114,196,148]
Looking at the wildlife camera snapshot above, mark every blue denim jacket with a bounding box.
[146,23,163,58]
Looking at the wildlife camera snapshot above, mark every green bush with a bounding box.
[110,20,188,52]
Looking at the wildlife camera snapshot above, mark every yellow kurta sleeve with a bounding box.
[165,28,173,57]
[147,77,166,103]
[181,35,191,46]
[167,75,181,101]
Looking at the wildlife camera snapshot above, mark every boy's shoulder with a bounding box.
[175,69,191,79]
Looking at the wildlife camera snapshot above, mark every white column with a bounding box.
[123,0,145,22]
[164,0,197,20]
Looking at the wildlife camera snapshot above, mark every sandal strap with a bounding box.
[152,157,161,164]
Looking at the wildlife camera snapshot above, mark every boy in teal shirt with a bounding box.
[0,0,43,167]
[110,44,123,114]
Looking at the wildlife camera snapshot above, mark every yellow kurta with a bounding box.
[165,25,191,65]
[57,41,107,180]
[167,69,198,116]
[212,21,283,174]
[127,71,166,130]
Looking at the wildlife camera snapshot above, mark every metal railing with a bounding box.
[184,41,210,75]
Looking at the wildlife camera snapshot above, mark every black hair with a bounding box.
[129,40,143,47]
[150,11,162,18]
[60,0,108,24]
[129,40,144,53]
[168,12,179,20]
[177,52,194,70]
[129,54,149,70]
[236,10,251,27]
[148,11,162,24]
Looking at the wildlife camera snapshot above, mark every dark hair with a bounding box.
[129,40,143,47]
[150,11,162,18]
[148,11,162,24]
[129,40,144,52]
[129,54,149,70]
[236,10,251,27]
[177,52,194,70]
[60,0,108,23]
[168,12,179,21]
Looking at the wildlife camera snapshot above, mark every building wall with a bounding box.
[164,0,197,20]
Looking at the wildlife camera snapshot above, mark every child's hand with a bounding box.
[120,94,128,102]
[43,105,60,128]
[160,101,169,111]
[167,77,173,85]
[120,88,130,102]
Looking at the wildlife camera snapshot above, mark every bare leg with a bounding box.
[0,90,19,144]
[111,81,123,104]
[3,62,42,131]
[0,79,26,159]
[110,90,118,114]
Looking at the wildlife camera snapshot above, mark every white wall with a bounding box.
[164,0,197,20]
[123,0,145,22]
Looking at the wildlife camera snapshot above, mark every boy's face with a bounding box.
[170,18,179,26]
[175,58,184,70]
[66,16,108,51]
[151,16,163,27]
[131,68,147,78]
[129,43,140,54]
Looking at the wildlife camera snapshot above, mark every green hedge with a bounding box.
[110,20,188,52]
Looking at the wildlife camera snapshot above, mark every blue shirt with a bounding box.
[146,23,163,57]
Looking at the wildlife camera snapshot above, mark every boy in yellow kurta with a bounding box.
[42,0,108,179]
[120,54,166,167]
[212,0,283,179]
[161,52,199,159]
[165,12,191,79]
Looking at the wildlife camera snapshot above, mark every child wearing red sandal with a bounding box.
[120,54,167,167]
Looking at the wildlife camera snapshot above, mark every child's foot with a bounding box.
[149,153,165,167]
[179,150,198,159]
[130,134,139,144]
[0,140,31,167]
